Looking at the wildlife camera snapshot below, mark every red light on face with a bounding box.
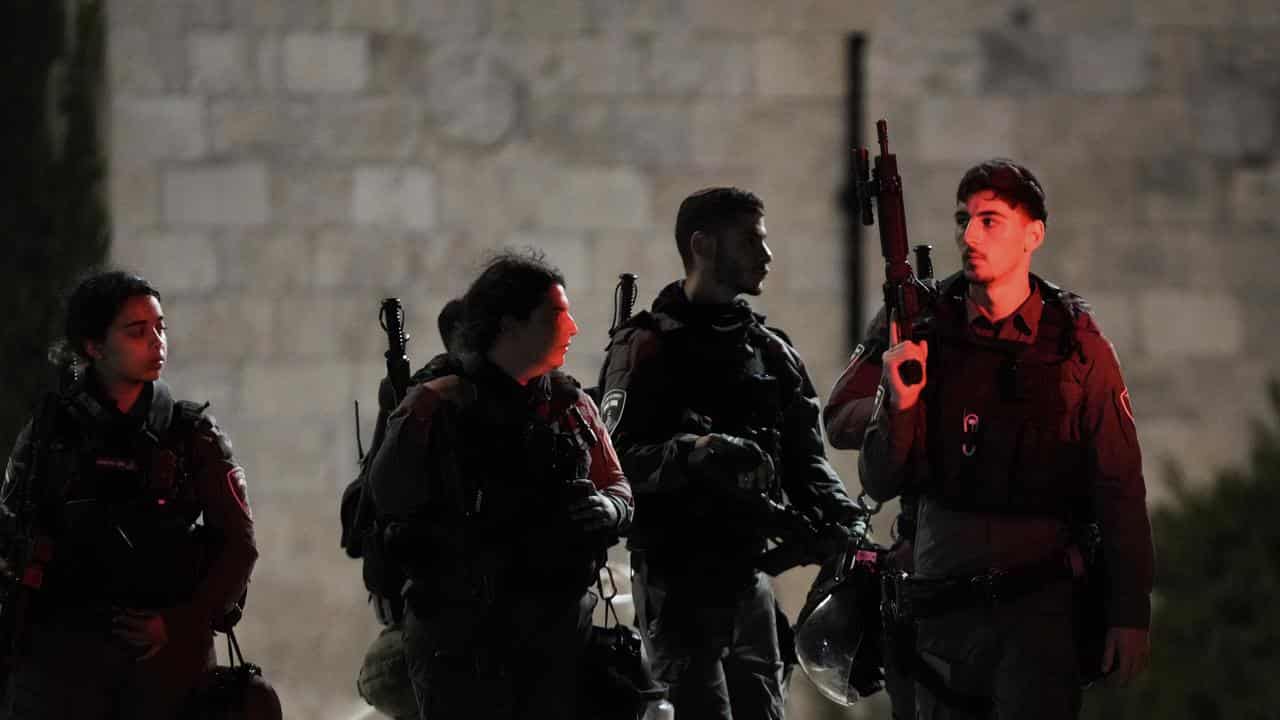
[157,498,167,505]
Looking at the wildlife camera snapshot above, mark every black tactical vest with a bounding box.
[621,309,802,573]
[922,279,1090,517]
[40,382,210,611]
[415,368,601,598]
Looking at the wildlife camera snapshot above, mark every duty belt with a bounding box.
[884,550,1075,621]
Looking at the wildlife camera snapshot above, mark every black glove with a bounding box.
[686,433,775,493]
[566,479,620,532]
[824,502,866,530]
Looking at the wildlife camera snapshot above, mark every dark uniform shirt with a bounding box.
[860,276,1154,628]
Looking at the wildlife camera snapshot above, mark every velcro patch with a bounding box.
[600,389,627,435]
[226,466,251,518]
[1119,388,1135,425]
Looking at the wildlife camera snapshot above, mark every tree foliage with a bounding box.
[1084,381,1280,720]
[0,0,108,452]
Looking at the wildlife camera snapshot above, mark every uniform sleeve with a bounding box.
[1,421,35,550]
[184,415,258,627]
[776,345,859,522]
[578,394,634,533]
[2,421,34,510]
[368,382,442,520]
[1078,328,1155,628]
[601,328,701,498]
[858,382,925,503]
[824,308,889,450]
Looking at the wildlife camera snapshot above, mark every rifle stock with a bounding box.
[344,299,415,625]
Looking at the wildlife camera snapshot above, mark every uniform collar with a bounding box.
[73,375,174,436]
[459,352,550,411]
[965,279,1043,345]
[651,280,763,332]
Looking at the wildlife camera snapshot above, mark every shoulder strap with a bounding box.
[170,400,209,432]
[547,371,585,418]
[594,311,669,396]
[626,309,682,334]
[1033,276,1091,362]
[764,325,795,348]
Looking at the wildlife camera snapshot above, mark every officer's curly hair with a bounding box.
[956,159,1047,224]
[674,187,765,271]
[63,270,162,362]
[437,298,465,353]
[455,249,566,355]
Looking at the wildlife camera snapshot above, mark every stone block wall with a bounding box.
[106,1,1280,717]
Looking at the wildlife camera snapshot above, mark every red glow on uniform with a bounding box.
[157,498,167,505]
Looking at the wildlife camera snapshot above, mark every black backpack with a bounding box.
[340,356,456,624]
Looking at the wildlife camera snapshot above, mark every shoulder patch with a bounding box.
[1118,388,1135,425]
[600,389,627,434]
[226,466,251,518]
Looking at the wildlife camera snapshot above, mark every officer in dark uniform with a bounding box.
[860,160,1154,718]
[368,250,633,720]
[599,187,860,720]
[0,271,258,719]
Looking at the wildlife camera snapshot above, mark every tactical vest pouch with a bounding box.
[930,333,1087,516]
[360,523,406,624]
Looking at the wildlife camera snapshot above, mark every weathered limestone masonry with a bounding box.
[107,1,1279,717]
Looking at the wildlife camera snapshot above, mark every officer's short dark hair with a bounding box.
[64,270,162,361]
[674,187,765,271]
[456,249,566,355]
[955,159,1047,224]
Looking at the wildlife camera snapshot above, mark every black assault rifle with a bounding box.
[340,298,412,625]
[853,119,937,384]
[379,299,412,407]
[589,273,639,408]
[611,273,638,335]
[756,496,879,577]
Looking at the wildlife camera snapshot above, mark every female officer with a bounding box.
[1,271,258,719]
